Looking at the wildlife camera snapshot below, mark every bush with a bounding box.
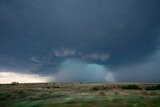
[121,84,140,90]
[91,86,99,91]
[90,85,109,91]
[145,84,160,90]
[11,82,19,85]
[156,84,160,89]
[98,91,106,96]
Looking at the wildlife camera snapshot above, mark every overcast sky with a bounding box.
[0,0,160,83]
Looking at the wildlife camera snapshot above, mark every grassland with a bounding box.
[0,83,160,107]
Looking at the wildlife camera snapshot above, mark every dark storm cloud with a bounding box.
[114,49,160,82]
[0,0,160,82]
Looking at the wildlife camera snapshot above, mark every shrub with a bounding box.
[53,86,59,88]
[98,91,106,96]
[90,85,108,91]
[45,83,59,89]
[121,84,140,90]
[156,84,160,89]
[11,82,19,85]
[141,90,148,95]
[91,86,99,91]
[145,84,160,90]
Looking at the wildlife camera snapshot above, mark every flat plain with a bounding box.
[0,83,160,107]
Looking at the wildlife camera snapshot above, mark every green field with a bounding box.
[0,83,160,107]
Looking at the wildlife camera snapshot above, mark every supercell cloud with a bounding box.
[0,0,160,83]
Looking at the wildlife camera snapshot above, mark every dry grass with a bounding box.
[0,83,160,107]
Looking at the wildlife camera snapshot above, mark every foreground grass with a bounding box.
[0,83,160,107]
[1,96,160,107]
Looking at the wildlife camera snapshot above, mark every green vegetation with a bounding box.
[0,83,160,107]
[145,84,160,90]
[121,84,141,90]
